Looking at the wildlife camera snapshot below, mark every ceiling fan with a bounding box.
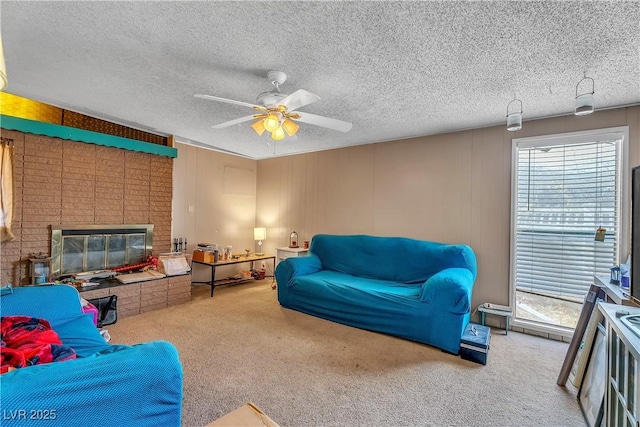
[194,71,352,140]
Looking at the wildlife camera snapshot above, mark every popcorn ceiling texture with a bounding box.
[1,1,639,159]
[0,129,173,286]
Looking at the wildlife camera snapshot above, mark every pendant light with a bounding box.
[506,97,523,132]
[575,73,595,116]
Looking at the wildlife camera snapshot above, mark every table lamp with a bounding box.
[254,227,267,256]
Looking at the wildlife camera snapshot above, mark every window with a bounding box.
[511,127,628,331]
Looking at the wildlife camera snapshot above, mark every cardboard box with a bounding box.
[193,249,214,263]
[460,323,491,365]
[205,403,280,427]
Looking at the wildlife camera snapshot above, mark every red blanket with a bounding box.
[1,316,76,374]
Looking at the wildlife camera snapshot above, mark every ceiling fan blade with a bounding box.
[211,115,257,129]
[278,89,321,112]
[194,94,263,110]
[294,112,353,133]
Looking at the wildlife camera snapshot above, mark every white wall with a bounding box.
[172,143,258,281]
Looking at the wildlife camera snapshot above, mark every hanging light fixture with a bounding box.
[575,73,595,116]
[506,97,523,132]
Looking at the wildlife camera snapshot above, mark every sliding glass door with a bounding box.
[511,127,628,331]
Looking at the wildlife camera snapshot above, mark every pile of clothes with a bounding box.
[1,316,76,374]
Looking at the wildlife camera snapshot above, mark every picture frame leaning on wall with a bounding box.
[578,322,606,427]
[558,284,606,386]
[570,307,605,387]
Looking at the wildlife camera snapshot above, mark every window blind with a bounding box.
[514,139,620,302]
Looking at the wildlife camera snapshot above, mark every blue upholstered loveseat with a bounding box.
[276,234,477,354]
[1,284,183,426]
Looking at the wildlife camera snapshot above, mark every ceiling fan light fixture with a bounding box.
[271,126,285,140]
[251,119,266,136]
[282,118,299,136]
[263,113,280,132]
[196,71,353,139]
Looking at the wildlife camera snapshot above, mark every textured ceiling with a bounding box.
[1,1,639,160]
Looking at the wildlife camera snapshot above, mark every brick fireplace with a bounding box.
[0,129,173,286]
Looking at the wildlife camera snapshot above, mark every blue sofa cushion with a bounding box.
[53,314,111,358]
[310,234,477,283]
[295,270,422,299]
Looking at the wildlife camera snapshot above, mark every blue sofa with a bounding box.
[276,234,477,354]
[1,284,183,427]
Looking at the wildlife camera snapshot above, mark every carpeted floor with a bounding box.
[106,280,585,427]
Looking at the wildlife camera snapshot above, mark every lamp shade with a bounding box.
[271,126,285,140]
[282,118,299,136]
[251,119,266,136]
[264,114,280,132]
[254,227,267,241]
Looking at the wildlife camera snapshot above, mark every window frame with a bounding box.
[509,126,629,336]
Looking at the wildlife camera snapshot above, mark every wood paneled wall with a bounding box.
[256,106,640,311]
[171,142,258,283]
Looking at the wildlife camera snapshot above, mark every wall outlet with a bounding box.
[261,262,266,270]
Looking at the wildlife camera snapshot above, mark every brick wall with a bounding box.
[0,129,172,286]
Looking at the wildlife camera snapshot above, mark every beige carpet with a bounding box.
[107,281,585,427]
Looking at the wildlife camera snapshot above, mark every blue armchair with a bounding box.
[1,284,183,426]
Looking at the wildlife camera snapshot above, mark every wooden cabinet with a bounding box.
[80,274,191,319]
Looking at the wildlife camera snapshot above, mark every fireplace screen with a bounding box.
[51,224,153,277]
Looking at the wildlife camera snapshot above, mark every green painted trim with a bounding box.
[0,114,177,158]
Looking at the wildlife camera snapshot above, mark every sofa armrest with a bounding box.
[1,340,183,426]
[420,268,474,314]
[275,254,323,288]
[0,284,83,322]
